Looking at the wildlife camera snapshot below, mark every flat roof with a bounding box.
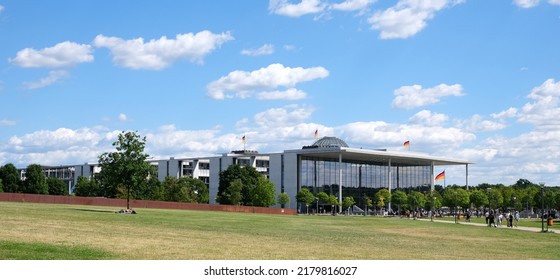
[284,146,473,166]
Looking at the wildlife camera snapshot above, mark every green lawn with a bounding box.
[1,201,559,260]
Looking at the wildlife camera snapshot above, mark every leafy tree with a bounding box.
[407,191,426,211]
[342,196,355,215]
[47,178,68,195]
[469,189,488,209]
[374,188,391,213]
[278,192,290,208]
[217,164,265,205]
[222,178,243,205]
[249,176,276,207]
[296,188,315,214]
[425,191,442,210]
[142,174,164,201]
[24,164,48,194]
[328,194,340,214]
[0,163,21,193]
[443,188,470,210]
[316,191,329,205]
[74,176,101,197]
[391,190,408,215]
[98,131,152,209]
[487,188,503,209]
[0,178,2,192]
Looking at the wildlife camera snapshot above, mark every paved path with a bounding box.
[418,218,560,234]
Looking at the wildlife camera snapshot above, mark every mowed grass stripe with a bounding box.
[0,202,559,260]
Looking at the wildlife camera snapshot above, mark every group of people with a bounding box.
[485,210,519,228]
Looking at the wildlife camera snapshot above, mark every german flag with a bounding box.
[314,129,318,139]
[435,171,445,181]
[403,140,410,147]
[242,135,246,143]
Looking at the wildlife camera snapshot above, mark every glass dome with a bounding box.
[311,136,349,148]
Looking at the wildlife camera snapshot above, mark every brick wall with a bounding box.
[0,193,296,215]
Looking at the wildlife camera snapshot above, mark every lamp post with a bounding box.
[453,190,458,224]
[540,182,545,232]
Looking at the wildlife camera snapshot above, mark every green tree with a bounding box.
[296,188,315,214]
[47,177,68,196]
[443,188,470,216]
[374,188,391,213]
[0,178,3,192]
[278,192,290,208]
[469,189,488,209]
[98,131,152,209]
[425,191,442,210]
[217,164,265,205]
[487,188,503,210]
[24,164,48,194]
[328,194,340,214]
[0,163,21,193]
[316,191,329,205]
[74,176,101,197]
[391,190,407,216]
[249,176,276,207]
[342,196,355,215]
[407,191,426,211]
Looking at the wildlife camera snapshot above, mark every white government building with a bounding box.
[18,137,472,210]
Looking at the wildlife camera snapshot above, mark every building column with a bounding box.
[465,164,469,190]
[430,161,435,192]
[339,153,343,212]
[388,159,392,210]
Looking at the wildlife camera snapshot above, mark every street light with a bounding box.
[540,182,545,232]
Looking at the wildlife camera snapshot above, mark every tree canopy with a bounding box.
[98,131,153,209]
[217,164,276,207]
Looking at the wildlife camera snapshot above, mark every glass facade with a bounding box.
[300,156,431,198]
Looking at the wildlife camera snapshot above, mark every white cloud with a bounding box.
[456,114,506,133]
[23,70,69,90]
[118,113,129,122]
[408,110,449,127]
[254,105,313,127]
[368,0,464,39]
[269,0,327,17]
[518,78,560,129]
[241,44,275,56]
[207,63,329,99]
[10,41,94,68]
[93,31,234,70]
[256,88,307,100]
[392,83,465,109]
[491,107,518,120]
[513,0,540,8]
[331,0,376,11]
[0,119,16,126]
[0,5,4,13]
[549,0,560,5]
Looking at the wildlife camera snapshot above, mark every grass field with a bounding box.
[1,201,559,260]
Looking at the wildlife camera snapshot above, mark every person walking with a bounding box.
[488,212,496,227]
[508,212,513,228]
[514,210,520,227]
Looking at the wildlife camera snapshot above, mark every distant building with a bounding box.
[17,136,472,210]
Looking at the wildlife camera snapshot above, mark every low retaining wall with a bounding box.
[0,193,296,215]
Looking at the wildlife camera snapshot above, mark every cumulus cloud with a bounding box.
[241,44,275,56]
[491,107,518,120]
[256,88,307,100]
[0,119,16,126]
[408,110,449,126]
[518,78,560,129]
[0,5,4,13]
[455,114,506,133]
[10,41,94,68]
[269,0,327,17]
[207,63,329,100]
[392,83,465,109]
[331,0,376,11]
[368,0,464,39]
[513,0,541,8]
[93,31,233,70]
[23,70,69,90]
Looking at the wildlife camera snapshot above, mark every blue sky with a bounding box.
[1,0,559,186]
